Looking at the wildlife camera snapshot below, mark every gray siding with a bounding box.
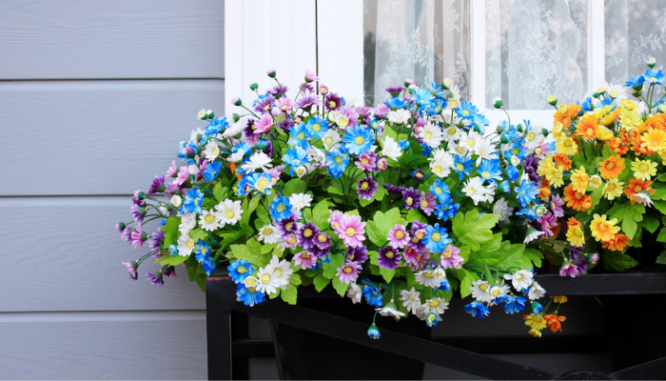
[0,0,222,378]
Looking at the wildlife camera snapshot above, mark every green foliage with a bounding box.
[313,272,331,292]
[607,202,645,239]
[283,179,306,196]
[323,254,344,279]
[602,250,639,272]
[451,210,499,251]
[280,284,298,305]
[331,277,348,296]
[366,208,407,247]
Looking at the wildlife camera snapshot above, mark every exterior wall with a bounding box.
[0,1,223,378]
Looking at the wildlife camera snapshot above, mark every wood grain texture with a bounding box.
[0,197,206,312]
[0,310,206,380]
[0,80,224,196]
[0,0,224,79]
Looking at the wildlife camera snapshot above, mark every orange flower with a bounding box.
[538,187,551,201]
[553,153,572,171]
[544,314,566,333]
[624,178,654,202]
[550,223,562,239]
[599,155,625,179]
[554,104,581,128]
[602,233,631,251]
[563,184,592,211]
[567,217,582,227]
[576,115,599,140]
[550,295,568,303]
[607,137,629,155]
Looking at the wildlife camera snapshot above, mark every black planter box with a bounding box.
[206,273,666,380]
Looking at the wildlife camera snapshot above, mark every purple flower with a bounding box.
[132,190,145,205]
[402,188,421,210]
[254,95,276,114]
[314,232,331,251]
[294,91,321,110]
[355,153,377,173]
[163,266,177,278]
[336,261,362,284]
[403,246,429,271]
[537,213,557,238]
[305,70,319,83]
[386,86,404,97]
[299,82,315,92]
[130,225,147,248]
[419,192,437,216]
[149,230,165,251]
[165,182,182,197]
[569,246,584,261]
[278,119,295,132]
[166,161,178,177]
[174,166,190,186]
[346,246,368,264]
[383,184,405,195]
[388,224,410,249]
[324,93,342,111]
[122,261,138,280]
[355,106,370,118]
[575,257,590,274]
[312,246,330,258]
[378,246,402,269]
[373,105,390,119]
[146,271,164,286]
[357,177,378,200]
[550,195,564,218]
[121,226,133,242]
[131,204,146,223]
[297,222,319,250]
[148,176,166,194]
[559,263,580,278]
[268,85,288,98]
[277,215,298,238]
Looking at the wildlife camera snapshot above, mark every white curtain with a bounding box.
[486,0,588,110]
[365,0,470,106]
[605,0,666,85]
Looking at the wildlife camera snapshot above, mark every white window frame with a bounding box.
[226,0,607,128]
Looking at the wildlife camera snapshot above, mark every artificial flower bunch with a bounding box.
[117,68,573,338]
[536,58,666,278]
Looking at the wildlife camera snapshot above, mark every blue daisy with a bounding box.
[288,122,313,150]
[203,160,222,182]
[236,284,266,307]
[465,302,490,319]
[246,172,273,195]
[343,125,374,155]
[326,148,349,179]
[456,101,478,120]
[422,223,451,253]
[227,259,254,283]
[362,285,384,307]
[270,195,293,222]
[645,69,665,85]
[478,159,503,184]
[307,116,329,140]
[282,147,310,176]
[453,154,474,180]
[181,188,204,214]
[503,296,527,314]
[514,179,539,207]
[430,179,451,203]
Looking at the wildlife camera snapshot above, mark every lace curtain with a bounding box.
[364,0,470,106]
[605,0,666,85]
[486,0,588,110]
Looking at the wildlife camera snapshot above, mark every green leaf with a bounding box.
[327,185,344,196]
[655,201,666,215]
[451,210,499,251]
[602,250,639,272]
[366,221,386,247]
[218,230,245,251]
[311,200,331,228]
[657,227,666,243]
[280,284,298,305]
[457,269,480,298]
[196,274,206,292]
[156,254,189,266]
[323,254,344,279]
[359,196,373,207]
[213,182,228,202]
[383,125,398,142]
[641,215,660,233]
[372,208,407,244]
[523,248,544,268]
[283,179,306,196]
[162,216,181,234]
[607,202,645,239]
[406,209,428,224]
[656,251,666,265]
[289,273,302,286]
[622,218,638,239]
[467,238,528,272]
[190,229,208,242]
[331,277,348,296]
[186,256,198,282]
[374,185,387,201]
[380,267,395,283]
[229,239,270,268]
[313,272,331,292]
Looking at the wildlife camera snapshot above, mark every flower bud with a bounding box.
[500,134,510,144]
[117,222,126,232]
[557,104,568,114]
[367,323,381,339]
[197,109,208,120]
[256,140,268,150]
[168,244,178,256]
[531,301,543,314]
[516,123,524,133]
[496,124,506,134]
[249,82,258,91]
[593,92,601,99]
[232,113,241,123]
[267,68,276,78]
[137,191,146,201]
[161,218,167,226]
[319,84,329,95]
[442,78,453,89]
[404,78,414,87]
[547,96,558,106]
[492,97,503,109]
[473,125,483,134]
[541,128,549,137]
[232,97,242,106]
[647,57,657,68]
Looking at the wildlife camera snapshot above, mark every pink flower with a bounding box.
[305,70,319,83]
[336,261,362,284]
[403,246,430,271]
[266,165,284,185]
[255,114,273,134]
[329,210,345,234]
[537,213,558,238]
[373,105,390,119]
[590,253,600,264]
[130,224,145,248]
[355,153,377,172]
[293,252,317,270]
[174,166,190,185]
[559,263,580,278]
[550,195,564,218]
[283,234,299,249]
[275,97,292,114]
[166,161,178,177]
[377,158,388,171]
[319,84,329,95]
[337,214,366,248]
[387,224,410,249]
[340,106,359,127]
[440,245,464,269]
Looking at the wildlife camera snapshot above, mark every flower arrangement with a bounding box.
[118,60,666,339]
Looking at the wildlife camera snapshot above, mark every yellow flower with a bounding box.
[550,295,568,304]
[544,161,565,188]
[595,125,614,141]
[590,175,603,188]
[528,328,542,338]
[603,178,624,200]
[621,99,637,111]
[552,122,564,139]
[641,127,666,154]
[570,166,589,192]
[556,137,578,156]
[523,313,547,330]
[566,224,586,247]
[619,108,642,130]
[590,214,621,243]
[631,158,658,181]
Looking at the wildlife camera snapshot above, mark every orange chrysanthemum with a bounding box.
[567,217,582,227]
[544,314,566,333]
[624,178,654,202]
[553,153,572,171]
[563,184,592,211]
[554,104,581,129]
[576,115,599,140]
[538,187,551,201]
[599,155,625,179]
[602,233,631,252]
[606,137,629,155]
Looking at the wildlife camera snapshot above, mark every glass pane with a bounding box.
[606,0,666,85]
[363,0,470,107]
[486,0,588,110]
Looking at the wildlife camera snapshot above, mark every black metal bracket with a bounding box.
[206,274,666,380]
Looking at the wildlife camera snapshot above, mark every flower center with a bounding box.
[429,300,440,307]
[361,157,369,166]
[287,235,298,244]
[245,277,257,286]
[361,181,369,190]
[606,162,615,170]
[312,123,321,132]
[260,274,271,284]
[634,185,642,192]
[564,140,572,148]
[256,178,269,190]
[483,171,491,179]
[303,228,313,238]
[329,101,337,109]
[640,163,649,172]
[491,287,502,297]
[527,132,536,141]
[262,227,273,235]
[385,250,395,259]
[443,250,452,259]
[424,132,432,139]
[317,233,328,243]
[237,266,247,274]
[346,227,357,237]
[298,132,306,140]
[277,203,286,213]
[575,192,583,200]
[432,232,441,242]
[456,163,465,171]
[394,230,405,240]
[205,214,215,224]
[406,197,413,205]
[187,240,194,250]
[225,210,235,219]
[335,156,343,164]
[324,137,333,146]
[479,284,488,291]
[424,272,434,278]
[343,266,353,274]
[275,268,282,277]
[433,165,442,174]
[466,139,475,147]
[421,199,429,208]
[301,253,311,259]
[355,136,365,146]
[447,127,457,136]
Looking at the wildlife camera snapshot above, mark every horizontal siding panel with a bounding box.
[0,197,206,312]
[0,0,224,79]
[0,310,206,379]
[0,80,224,195]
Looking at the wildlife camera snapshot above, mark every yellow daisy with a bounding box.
[641,127,666,154]
[631,158,658,181]
[619,108,642,130]
[566,224,586,247]
[570,166,589,192]
[590,214,621,243]
[603,178,625,200]
[555,137,578,156]
[589,175,603,188]
[595,125,614,141]
[552,122,564,139]
[544,162,565,188]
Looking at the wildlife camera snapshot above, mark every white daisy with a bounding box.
[176,233,196,257]
[423,298,449,315]
[322,130,342,151]
[460,130,483,152]
[630,192,654,207]
[415,269,442,288]
[227,148,246,163]
[241,152,273,173]
[190,128,206,142]
[504,270,534,291]
[524,227,544,244]
[528,281,546,300]
[222,121,245,137]
[199,209,219,231]
[607,83,626,99]
[170,195,183,208]
[471,280,492,303]
[400,287,422,315]
[421,123,445,148]
[462,177,487,205]
[481,182,497,204]
[493,197,513,224]
[257,224,282,244]
[442,125,462,142]
[255,266,281,294]
[523,130,544,152]
[381,136,402,161]
[268,256,293,290]
[179,212,197,235]
[375,301,406,319]
[334,112,350,129]
[197,109,210,120]
[289,193,312,212]
[214,199,243,227]
[387,109,411,124]
[474,140,498,165]
[448,140,469,156]
[489,283,510,301]
[347,283,362,304]
[203,140,221,162]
